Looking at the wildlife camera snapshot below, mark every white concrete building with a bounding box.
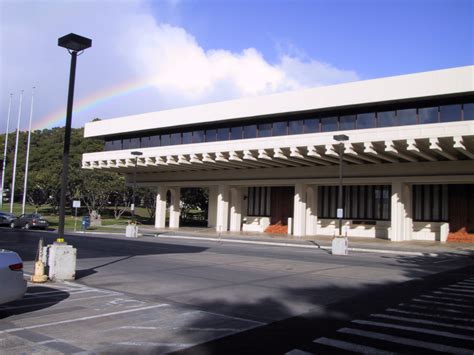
[82,66,474,242]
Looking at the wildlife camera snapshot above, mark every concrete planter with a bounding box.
[332,236,348,255]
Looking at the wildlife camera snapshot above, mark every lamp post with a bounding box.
[131,151,143,218]
[333,134,349,236]
[57,33,92,239]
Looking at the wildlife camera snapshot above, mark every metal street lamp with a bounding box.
[131,151,143,218]
[333,134,349,236]
[57,33,92,239]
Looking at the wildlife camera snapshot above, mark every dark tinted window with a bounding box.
[231,126,242,140]
[258,123,271,137]
[105,140,113,150]
[397,108,417,126]
[140,137,151,148]
[243,124,257,139]
[130,138,140,149]
[150,135,160,147]
[161,134,171,146]
[288,120,303,135]
[339,115,356,130]
[464,103,474,121]
[440,104,461,122]
[321,117,338,132]
[217,128,229,141]
[182,132,192,144]
[273,121,287,136]
[357,113,375,129]
[419,106,438,124]
[170,133,181,145]
[205,129,216,142]
[192,130,204,143]
[122,139,131,149]
[377,111,397,127]
[304,118,319,133]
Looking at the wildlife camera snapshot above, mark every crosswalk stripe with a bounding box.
[387,307,474,323]
[453,283,474,289]
[442,287,474,294]
[432,290,474,299]
[397,303,469,315]
[352,319,474,341]
[314,337,394,354]
[339,327,473,353]
[371,313,474,331]
[411,298,474,310]
[420,294,473,303]
[285,349,314,355]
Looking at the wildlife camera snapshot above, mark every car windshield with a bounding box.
[0,212,15,218]
[29,214,43,219]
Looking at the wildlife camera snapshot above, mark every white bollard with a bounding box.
[125,224,139,238]
[332,236,348,255]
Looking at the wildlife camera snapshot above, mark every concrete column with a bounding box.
[208,186,218,228]
[390,182,411,242]
[169,187,180,229]
[293,183,307,237]
[306,185,318,236]
[229,187,242,232]
[216,185,230,232]
[154,186,167,228]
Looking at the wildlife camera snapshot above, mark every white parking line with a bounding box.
[352,319,474,341]
[339,327,473,353]
[1,304,169,333]
[314,337,393,354]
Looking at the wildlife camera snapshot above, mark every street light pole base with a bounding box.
[332,236,349,255]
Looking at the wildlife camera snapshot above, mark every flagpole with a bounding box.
[0,94,13,210]
[22,87,35,215]
[10,90,23,214]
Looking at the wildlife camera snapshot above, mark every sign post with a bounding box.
[72,200,81,232]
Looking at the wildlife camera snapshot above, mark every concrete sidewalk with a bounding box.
[72,225,474,257]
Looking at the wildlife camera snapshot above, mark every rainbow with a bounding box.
[33,77,154,130]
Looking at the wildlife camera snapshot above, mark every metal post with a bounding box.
[10,91,23,214]
[58,51,77,239]
[338,141,343,236]
[22,87,35,215]
[0,94,13,210]
[132,157,138,218]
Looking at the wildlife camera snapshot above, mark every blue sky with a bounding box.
[0,0,472,132]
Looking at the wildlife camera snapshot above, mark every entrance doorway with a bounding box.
[448,184,474,233]
[268,187,294,232]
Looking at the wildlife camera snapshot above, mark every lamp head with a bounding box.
[333,134,349,142]
[131,151,143,157]
[58,33,92,52]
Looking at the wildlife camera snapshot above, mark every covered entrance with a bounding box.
[266,186,294,233]
[448,184,474,242]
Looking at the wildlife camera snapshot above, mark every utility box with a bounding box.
[126,224,138,238]
[46,242,77,281]
[332,236,348,256]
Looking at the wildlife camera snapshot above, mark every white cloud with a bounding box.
[0,0,359,132]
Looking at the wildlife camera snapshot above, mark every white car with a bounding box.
[0,250,27,304]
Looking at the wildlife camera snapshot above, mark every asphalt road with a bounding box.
[0,228,473,354]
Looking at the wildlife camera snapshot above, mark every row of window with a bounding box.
[246,184,449,222]
[104,102,474,151]
[318,185,392,220]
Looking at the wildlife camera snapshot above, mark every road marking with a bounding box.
[118,341,191,348]
[411,298,474,310]
[352,319,474,341]
[285,349,314,355]
[441,287,474,294]
[420,294,473,303]
[120,325,242,332]
[387,308,474,323]
[314,337,394,354]
[432,290,474,298]
[397,303,467,315]
[339,327,473,353]
[192,310,264,325]
[453,283,474,289]
[371,313,474,331]
[0,304,169,333]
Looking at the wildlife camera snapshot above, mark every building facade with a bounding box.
[82,66,474,242]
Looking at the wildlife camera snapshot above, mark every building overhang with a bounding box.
[84,66,474,138]
[82,121,474,175]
